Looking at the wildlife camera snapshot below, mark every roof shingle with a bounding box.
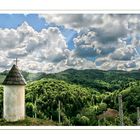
[2,64,26,85]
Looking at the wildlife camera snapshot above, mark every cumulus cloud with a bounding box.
[40,14,103,30]
[124,61,136,68]
[0,54,10,68]
[70,15,130,61]
[55,14,140,71]
[2,14,140,72]
[0,22,71,72]
[40,14,137,31]
[96,59,137,71]
[73,29,117,58]
[110,46,136,61]
[0,21,97,73]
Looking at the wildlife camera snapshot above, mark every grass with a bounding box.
[0,117,57,126]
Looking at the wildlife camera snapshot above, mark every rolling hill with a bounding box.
[0,68,140,125]
[1,68,140,93]
[45,69,140,92]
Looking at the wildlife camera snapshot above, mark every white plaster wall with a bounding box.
[3,85,25,122]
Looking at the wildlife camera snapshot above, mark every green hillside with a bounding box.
[0,77,139,125]
[0,69,140,125]
[46,69,140,92]
[1,69,140,93]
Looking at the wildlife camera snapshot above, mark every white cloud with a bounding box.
[40,14,137,31]
[40,14,99,30]
[73,29,118,58]
[2,14,140,72]
[0,22,71,72]
[0,21,97,73]
[110,46,136,61]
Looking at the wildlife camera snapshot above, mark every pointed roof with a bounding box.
[2,64,26,85]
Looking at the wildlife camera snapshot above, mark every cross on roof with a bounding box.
[14,58,19,66]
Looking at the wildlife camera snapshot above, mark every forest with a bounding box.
[0,68,140,125]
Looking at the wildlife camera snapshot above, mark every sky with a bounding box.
[1,14,140,73]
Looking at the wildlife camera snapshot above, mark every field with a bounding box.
[0,117,57,126]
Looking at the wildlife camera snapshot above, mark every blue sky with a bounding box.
[0,14,140,73]
[0,14,77,51]
[0,14,47,30]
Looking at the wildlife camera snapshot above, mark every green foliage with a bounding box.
[25,79,94,123]
[0,69,140,125]
[74,114,90,126]
[46,69,138,92]
[98,116,133,126]
[120,82,140,114]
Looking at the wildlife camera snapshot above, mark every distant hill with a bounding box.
[46,69,140,92]
[1,68,140,92]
